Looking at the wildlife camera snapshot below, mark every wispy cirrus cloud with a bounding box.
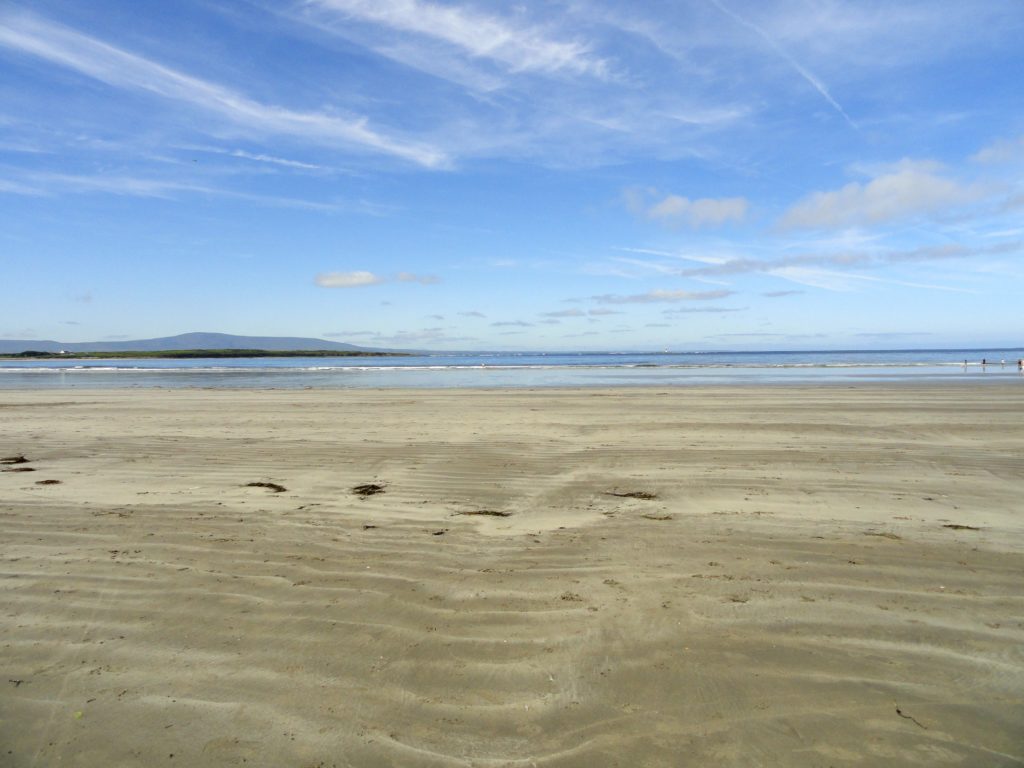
[662,306,746,314]
[592,289,734,304]
[227,150,321,170]
[279,0,760,168]
[541,307,623,318]
[3,171,204,199]
[300,0,611,80]
[315,270,439,288]
[855,331,933,338]
[706,331,827,341]
[0,169,378,213]
[180,145,331,172]
[0,10,447,168]
[0,178,46,196]
[708,0,855,128]
[678,241,1020,278]
[769,266,974,293]
[373,329,477,345]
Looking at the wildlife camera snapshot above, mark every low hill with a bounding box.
[0,332,392,354]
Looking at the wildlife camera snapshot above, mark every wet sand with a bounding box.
[2,385,1023,766]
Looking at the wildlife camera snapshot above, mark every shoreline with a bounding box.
[3,385,1023,765]
[0,371,1021,393]
[0,376,1021,393]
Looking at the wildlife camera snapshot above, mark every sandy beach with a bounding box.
[2,385,1022,767]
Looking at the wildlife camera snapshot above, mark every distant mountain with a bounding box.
[0,332,395,354]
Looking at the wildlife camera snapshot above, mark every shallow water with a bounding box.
[1,348,1022,388]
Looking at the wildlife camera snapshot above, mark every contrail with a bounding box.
[709,0,857,129]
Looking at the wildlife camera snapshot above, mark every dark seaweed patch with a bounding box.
[352,484,385,497]
[606,491,658,500]
[246,482,287,493]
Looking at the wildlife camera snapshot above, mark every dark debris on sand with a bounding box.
[606,491,658,500]
[942,524,980,531]
[352,483,385,497]
[1,455,29,465]
[35,479,61,485]
[455,510,512,517]
[245,482,287,493]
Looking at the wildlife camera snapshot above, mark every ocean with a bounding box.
[1,348,1022,389]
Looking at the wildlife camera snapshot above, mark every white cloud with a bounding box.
[662,306,746,314]
[315,271,383,288]
[0,11,447,168]
[626,188,748,229]
[780,160,979,229]
[396,272,440,285]
[648,194,749,228]
[304,0,610,79]
[316,270,440,287]
[592,289,734,304]
[972,135,1024,165]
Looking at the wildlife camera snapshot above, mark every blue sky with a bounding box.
[1,0,1022,350]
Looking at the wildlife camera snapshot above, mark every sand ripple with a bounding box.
[2,387,1023,766]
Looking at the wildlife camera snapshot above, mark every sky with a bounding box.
[1,0,1023,351]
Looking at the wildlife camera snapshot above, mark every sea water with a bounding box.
[1,349,1022,389]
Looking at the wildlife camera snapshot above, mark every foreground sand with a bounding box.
[1,385,1022,767]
